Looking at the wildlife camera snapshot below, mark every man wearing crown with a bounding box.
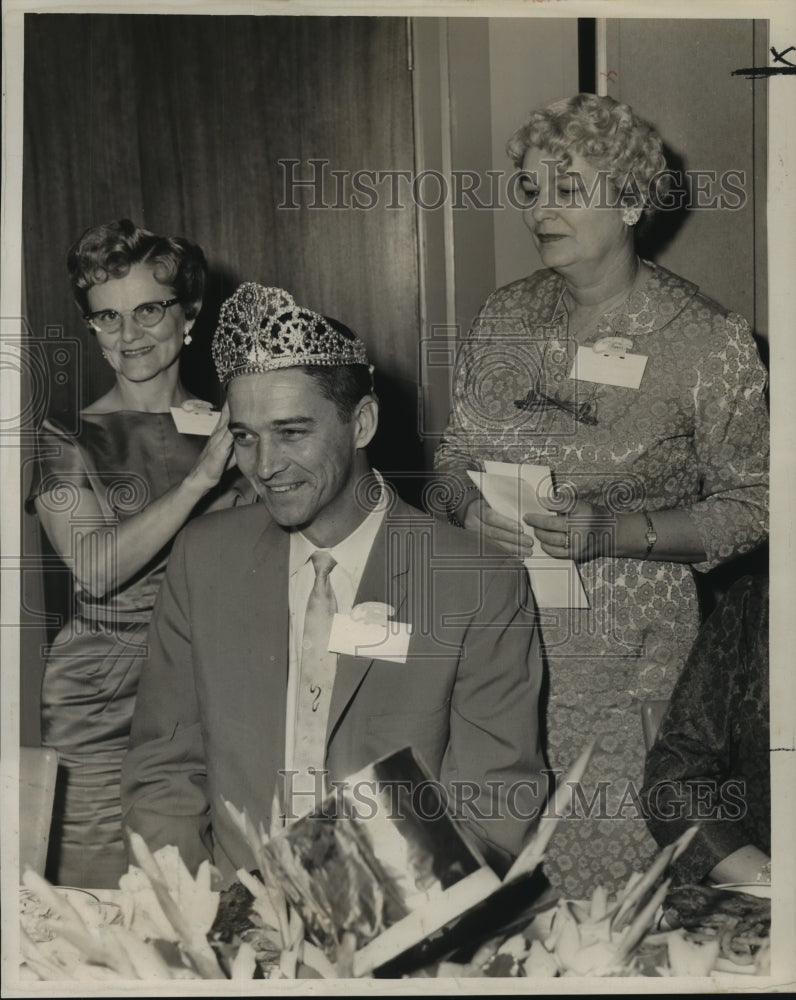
[121,285,547,884]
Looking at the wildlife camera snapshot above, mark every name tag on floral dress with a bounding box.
[569,338,647,389]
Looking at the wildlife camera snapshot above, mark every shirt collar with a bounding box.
[289,470,387,582]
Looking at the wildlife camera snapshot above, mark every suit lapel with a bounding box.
[248,519,291,780]
[325,504,412,746]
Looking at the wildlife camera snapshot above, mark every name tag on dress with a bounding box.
[328,613,413,662]
[170,403,219,435]
[569,344,647,389]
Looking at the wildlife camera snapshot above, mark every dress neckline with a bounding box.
[561,258,648,341]
[544,260,700,339]
[80,409,175,417]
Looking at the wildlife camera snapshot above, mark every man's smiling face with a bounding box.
[228,368,377,546]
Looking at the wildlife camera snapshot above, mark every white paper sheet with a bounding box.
[468,463,589,609]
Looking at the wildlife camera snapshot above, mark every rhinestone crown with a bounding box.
[212,284,369,385]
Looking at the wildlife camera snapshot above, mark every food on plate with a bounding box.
[662,883,771,973]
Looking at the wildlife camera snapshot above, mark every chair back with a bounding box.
[641,700,670,752]
[19,746,58,877]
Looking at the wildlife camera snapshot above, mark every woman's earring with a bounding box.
[622,206,642,227]
[183,327,193,346]
[101,350,110,362]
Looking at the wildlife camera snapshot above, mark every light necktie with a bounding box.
[293,550,338,789]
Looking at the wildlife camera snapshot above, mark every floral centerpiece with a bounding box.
[18,742,770,981]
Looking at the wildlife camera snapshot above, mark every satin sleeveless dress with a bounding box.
[27,411,246,888]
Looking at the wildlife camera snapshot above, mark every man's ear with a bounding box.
[352,394,379,449]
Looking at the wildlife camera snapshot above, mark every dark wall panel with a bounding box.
[23,14,419,410]
[20,13,421,743]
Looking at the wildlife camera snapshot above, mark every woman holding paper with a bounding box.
[434,94,768,897]
[26,219,247,887]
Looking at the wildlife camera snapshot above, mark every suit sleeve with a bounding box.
[441,560,547,873]
[120,527,213,874]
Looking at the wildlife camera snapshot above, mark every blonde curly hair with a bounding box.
[506,93,669,214]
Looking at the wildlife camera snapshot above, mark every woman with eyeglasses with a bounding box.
[26,219,249,887]
[434,95,769,898]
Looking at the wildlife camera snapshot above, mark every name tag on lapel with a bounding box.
[569,345,647,389]
[328,613,413,663]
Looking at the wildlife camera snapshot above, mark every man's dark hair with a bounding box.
[301,316,374,421]
[301,363,375,421]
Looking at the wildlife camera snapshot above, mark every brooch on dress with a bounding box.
[514,389,598,426]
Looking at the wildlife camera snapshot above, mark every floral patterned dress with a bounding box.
[434,262,769,898]
[642,573,769,885]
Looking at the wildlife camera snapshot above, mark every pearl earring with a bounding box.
[622,206,642,227]
[183,328,193,346]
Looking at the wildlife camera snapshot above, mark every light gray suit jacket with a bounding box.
[121,496,547,881]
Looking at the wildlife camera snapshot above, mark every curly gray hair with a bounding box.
[506,93,669,214]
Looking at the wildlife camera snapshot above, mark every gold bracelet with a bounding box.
[448,482,480,528]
